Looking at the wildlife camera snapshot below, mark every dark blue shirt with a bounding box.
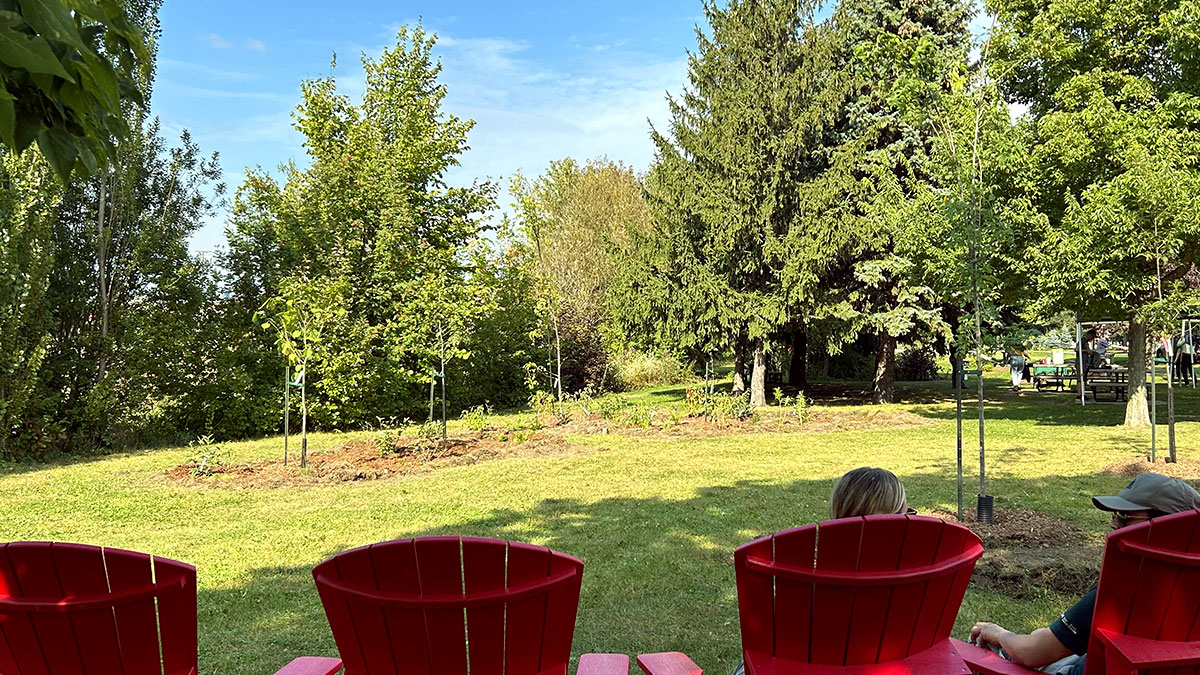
[1048,586,1097,675]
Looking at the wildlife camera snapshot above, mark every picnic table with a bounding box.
[1032,363,1077,392]
[1087,366,1129,402]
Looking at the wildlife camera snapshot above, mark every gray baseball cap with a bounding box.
[1092,473,1200,514]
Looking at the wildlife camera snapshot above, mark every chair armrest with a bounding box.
[948,638,1039,675]
[273,656,343,675]
[579,653,630,675]
[637,652,702,675]
[1096,628,1200,668]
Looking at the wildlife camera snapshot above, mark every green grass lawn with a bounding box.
[1,369,1197,673]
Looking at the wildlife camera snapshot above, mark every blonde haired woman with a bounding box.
[829,467,914,519]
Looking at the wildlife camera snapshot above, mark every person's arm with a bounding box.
[969,623,1073,668]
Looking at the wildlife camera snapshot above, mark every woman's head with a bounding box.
[830,467,908,519]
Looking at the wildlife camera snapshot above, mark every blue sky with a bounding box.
[153,1,702,253]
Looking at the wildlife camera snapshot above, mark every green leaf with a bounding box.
[36,127,79,180]
[0,29,73,80]
[21,0,86,51]
[0,82,13,148]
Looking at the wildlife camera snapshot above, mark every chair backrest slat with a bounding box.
[414,537,469,675]
[332,544,402,674]
[503,542,553,675]
[313,537,584,675]
[844,516,907,666]
[46,543,124,673]
[735,536,777,660]
[6,542,86,673]
[462,538,507,675]
[0,542,197,675]
[809,519,864,665]
[735,515,983,668]
[539,549,583,675]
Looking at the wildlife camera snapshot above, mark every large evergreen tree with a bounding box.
[646,0,838,406]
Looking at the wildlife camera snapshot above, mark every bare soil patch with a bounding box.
[1101,457,1200,481]
[931,507,1089,548]
[164,432,585,489]
[932,508,1097,598]
[584,407,936,439]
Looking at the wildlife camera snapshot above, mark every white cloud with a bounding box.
[246,38,267,52]
[205,33,232,49]
[159,58,258,81]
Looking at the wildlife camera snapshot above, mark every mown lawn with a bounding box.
[1,369,1197,674]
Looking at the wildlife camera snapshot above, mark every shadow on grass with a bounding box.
[196,470,1128,674]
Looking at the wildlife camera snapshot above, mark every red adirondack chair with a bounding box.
[0,541,199,674]
[638,515,985,675]
[281,536,631,675]
[953,508,1200,675]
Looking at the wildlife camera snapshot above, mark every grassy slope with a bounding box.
[0,370,1196,673]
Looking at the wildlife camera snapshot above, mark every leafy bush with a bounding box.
[794,392,810,424]
[417,421,443,444]
[595,395,627,420]
[611,351,693,391]
[460,404,491,432]
[186,435,229,476]
[623,405,656,429]
[708,392,754,424]
[896,348,939,382]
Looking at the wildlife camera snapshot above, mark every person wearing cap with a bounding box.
[968,473,1200,675]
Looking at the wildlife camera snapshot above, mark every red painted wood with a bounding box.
[540,549,584,675]
[932,523,980,645]
[772,526,817,663]
[809,518,863,665]
[877,517,942,663]
[1095,627,1200,668]
[103,545,167,674]
[579,653,631,675]
[49,543,124,673]
[7,542,85,673]
[736,535,777,659]
[153,555,198,675]
[331,543,398,674]
[909,520,961,653]
[273,655,345,674]
[0,543,199,675]
[505,542,552,675]
[415,537,469,675]
[843,516,906,666]
[948,638,1039,675]
[0,542,51,675]
[745,638,970,675]
[369,539,433,675]
[462,537,507,675]
[312,546,371,674]
[636,651,702,675]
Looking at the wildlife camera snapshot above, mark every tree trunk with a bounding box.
[750,339,767,406]
[789,325,808,390]
[951,352,962,390]
[96,174,109,383]
[732,339,748,394]
[1124,317,1151,427]
[300,371,308,469]
[1168,352,1177,462]
[873,331,896,404]
[553,318,562,401]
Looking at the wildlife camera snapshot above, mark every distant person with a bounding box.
[1176,334,1194,385]
[830,467,914,518]
[1095,331,1110,367]
[1009,348,1028,392]
[969,473,1200,675]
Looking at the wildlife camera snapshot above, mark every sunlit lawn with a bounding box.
[1,369,1197,673]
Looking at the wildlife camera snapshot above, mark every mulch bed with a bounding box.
[1102,457,1200,481]
[932,507,1098,598]
[164,433,582,489]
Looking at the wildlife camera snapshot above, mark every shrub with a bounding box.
[896,348,939,382]
[375,428,401,456]
[794,392,810,424]
[623,405,656,429]
[596,395,627,420]
[708,392,754,424]
[460,404,491,432]
[611,351,693,391]
[186,435,229,476]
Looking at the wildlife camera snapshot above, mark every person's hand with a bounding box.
[969,622,1008,649]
